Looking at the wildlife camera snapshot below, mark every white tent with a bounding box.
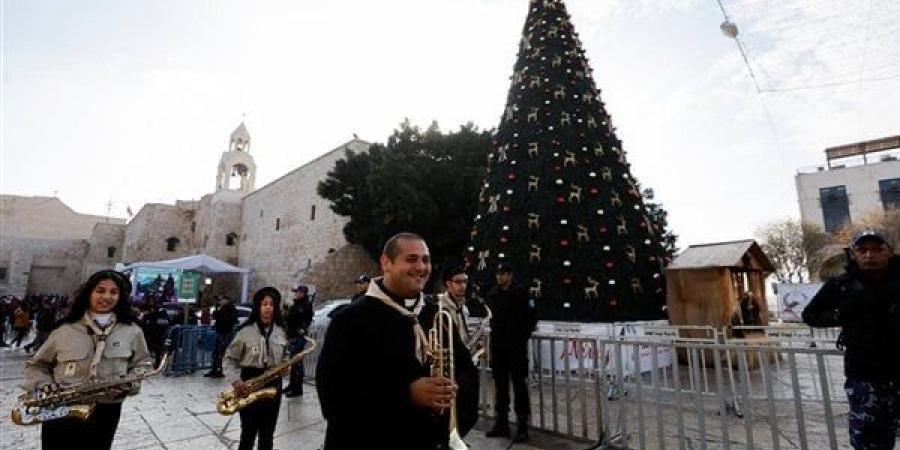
[126,254,250,304]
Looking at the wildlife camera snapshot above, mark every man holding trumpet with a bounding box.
[316,232,456,450]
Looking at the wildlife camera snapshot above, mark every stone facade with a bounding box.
[1,124,376,302]
[240,139,370,297]
[0,196,125,296]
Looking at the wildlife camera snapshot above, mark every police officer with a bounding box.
[803,228,900,450]
[485,263,536,443]
[23,270,152,450]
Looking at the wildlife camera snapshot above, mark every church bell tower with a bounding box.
[216,122,257,194]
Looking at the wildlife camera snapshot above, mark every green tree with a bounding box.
[317,120,493,266]
[642,188,679,259]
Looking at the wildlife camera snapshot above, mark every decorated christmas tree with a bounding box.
[466,0,669,322]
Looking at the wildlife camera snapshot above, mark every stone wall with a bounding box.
[81,223,127,280]
[123,204,196,263]
[297,244,378,305]
[0,195,124,240]
[0,236,88,296]
[239,139,369,295]
[194,191,243,265]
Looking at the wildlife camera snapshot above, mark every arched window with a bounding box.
[166,237,180,252]
[107,246,117,258]
[226,233,238,246]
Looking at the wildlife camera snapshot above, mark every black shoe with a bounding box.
[204,371,224,378]
[485,419,510,438]
[284,389,303,398]
[513,426,529,443]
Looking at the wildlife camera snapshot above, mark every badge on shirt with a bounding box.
[64,362,77,376]
[250,346,259,355]
[112,341,122,348]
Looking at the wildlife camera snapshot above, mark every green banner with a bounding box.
[179,271,201,302]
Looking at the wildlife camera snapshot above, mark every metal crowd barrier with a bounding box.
[164,325,218,376]
[476,324,847,449]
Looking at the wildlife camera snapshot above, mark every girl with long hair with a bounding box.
[23,269,152,450]
[224,287,289,450]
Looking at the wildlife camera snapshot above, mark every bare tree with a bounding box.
[757,218,811,283]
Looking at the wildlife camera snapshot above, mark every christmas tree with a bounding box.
[466,0,669,322]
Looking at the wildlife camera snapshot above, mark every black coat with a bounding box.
[486,284,536,349]
[417,299,479,438]
[285,299,313,338]
[802,256,900,381]
[213,303,238,334]
[316,294,444,450]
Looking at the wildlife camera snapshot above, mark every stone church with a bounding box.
[0,124,378,302]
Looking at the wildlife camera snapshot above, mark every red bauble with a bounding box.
[648,256,656,262]
[599,227,608,234]
[508,173,517,181]
[605,262,614,269]
[556,196,565,204]
[563,277,572,284]
[503,205,511,212]
[590,187,599,195]
[500,236,508,243]
[513,143,519,148]
[560,239,570,246]
[609,299,618,307]
[554,165,562,171]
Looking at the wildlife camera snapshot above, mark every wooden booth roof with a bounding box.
[668,239,775,272]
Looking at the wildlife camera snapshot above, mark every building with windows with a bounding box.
[0,123,377,300]
[796,135,900,233]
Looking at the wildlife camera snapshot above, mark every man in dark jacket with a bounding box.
[316,233,455,450]
[803,228,900,450]
[206,296,238,378]
[485,263,537,443]
[285,285,313,397]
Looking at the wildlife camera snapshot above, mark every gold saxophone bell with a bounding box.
[11,339,173,426]
[216,336,316,415]
[427,301,468,450]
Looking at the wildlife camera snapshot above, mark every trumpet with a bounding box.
[216,335,316,415]
[427,302,468,450]
[12,340,172,426]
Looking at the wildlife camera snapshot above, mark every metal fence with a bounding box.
[301,322,849,449]
[164,325,218,376]
[475,325,848,450]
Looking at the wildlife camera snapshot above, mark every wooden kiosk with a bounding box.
[665,240,775,333]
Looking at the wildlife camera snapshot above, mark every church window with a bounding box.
[226,233,238,246]
[107,246,117,258]
[0,267,7,282]
[310,205,316,221]
[166,237,180,252]
[191,222,196,232]
[276,218,281,231]
[259,210,264,218]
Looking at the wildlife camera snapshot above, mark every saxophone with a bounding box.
[11,340,172,426]
[216,335,316,415]
[466,298,492,365]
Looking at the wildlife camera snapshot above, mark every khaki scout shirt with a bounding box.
[224,323,288,381]
[23,321,152,403]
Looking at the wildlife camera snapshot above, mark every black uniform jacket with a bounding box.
[802,255,900,381]
[316,280,444,450]
[486,284,537,350]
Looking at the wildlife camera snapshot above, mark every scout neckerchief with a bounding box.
[83,312,118,378]
[256,322,274,367]
[369,279,428,363]
[438,292,470,341]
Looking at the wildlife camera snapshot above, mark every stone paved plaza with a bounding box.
[0,347,583,450]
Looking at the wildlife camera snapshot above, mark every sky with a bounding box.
[3,0,899,248]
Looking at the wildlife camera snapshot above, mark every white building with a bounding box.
[796,135,900,232]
